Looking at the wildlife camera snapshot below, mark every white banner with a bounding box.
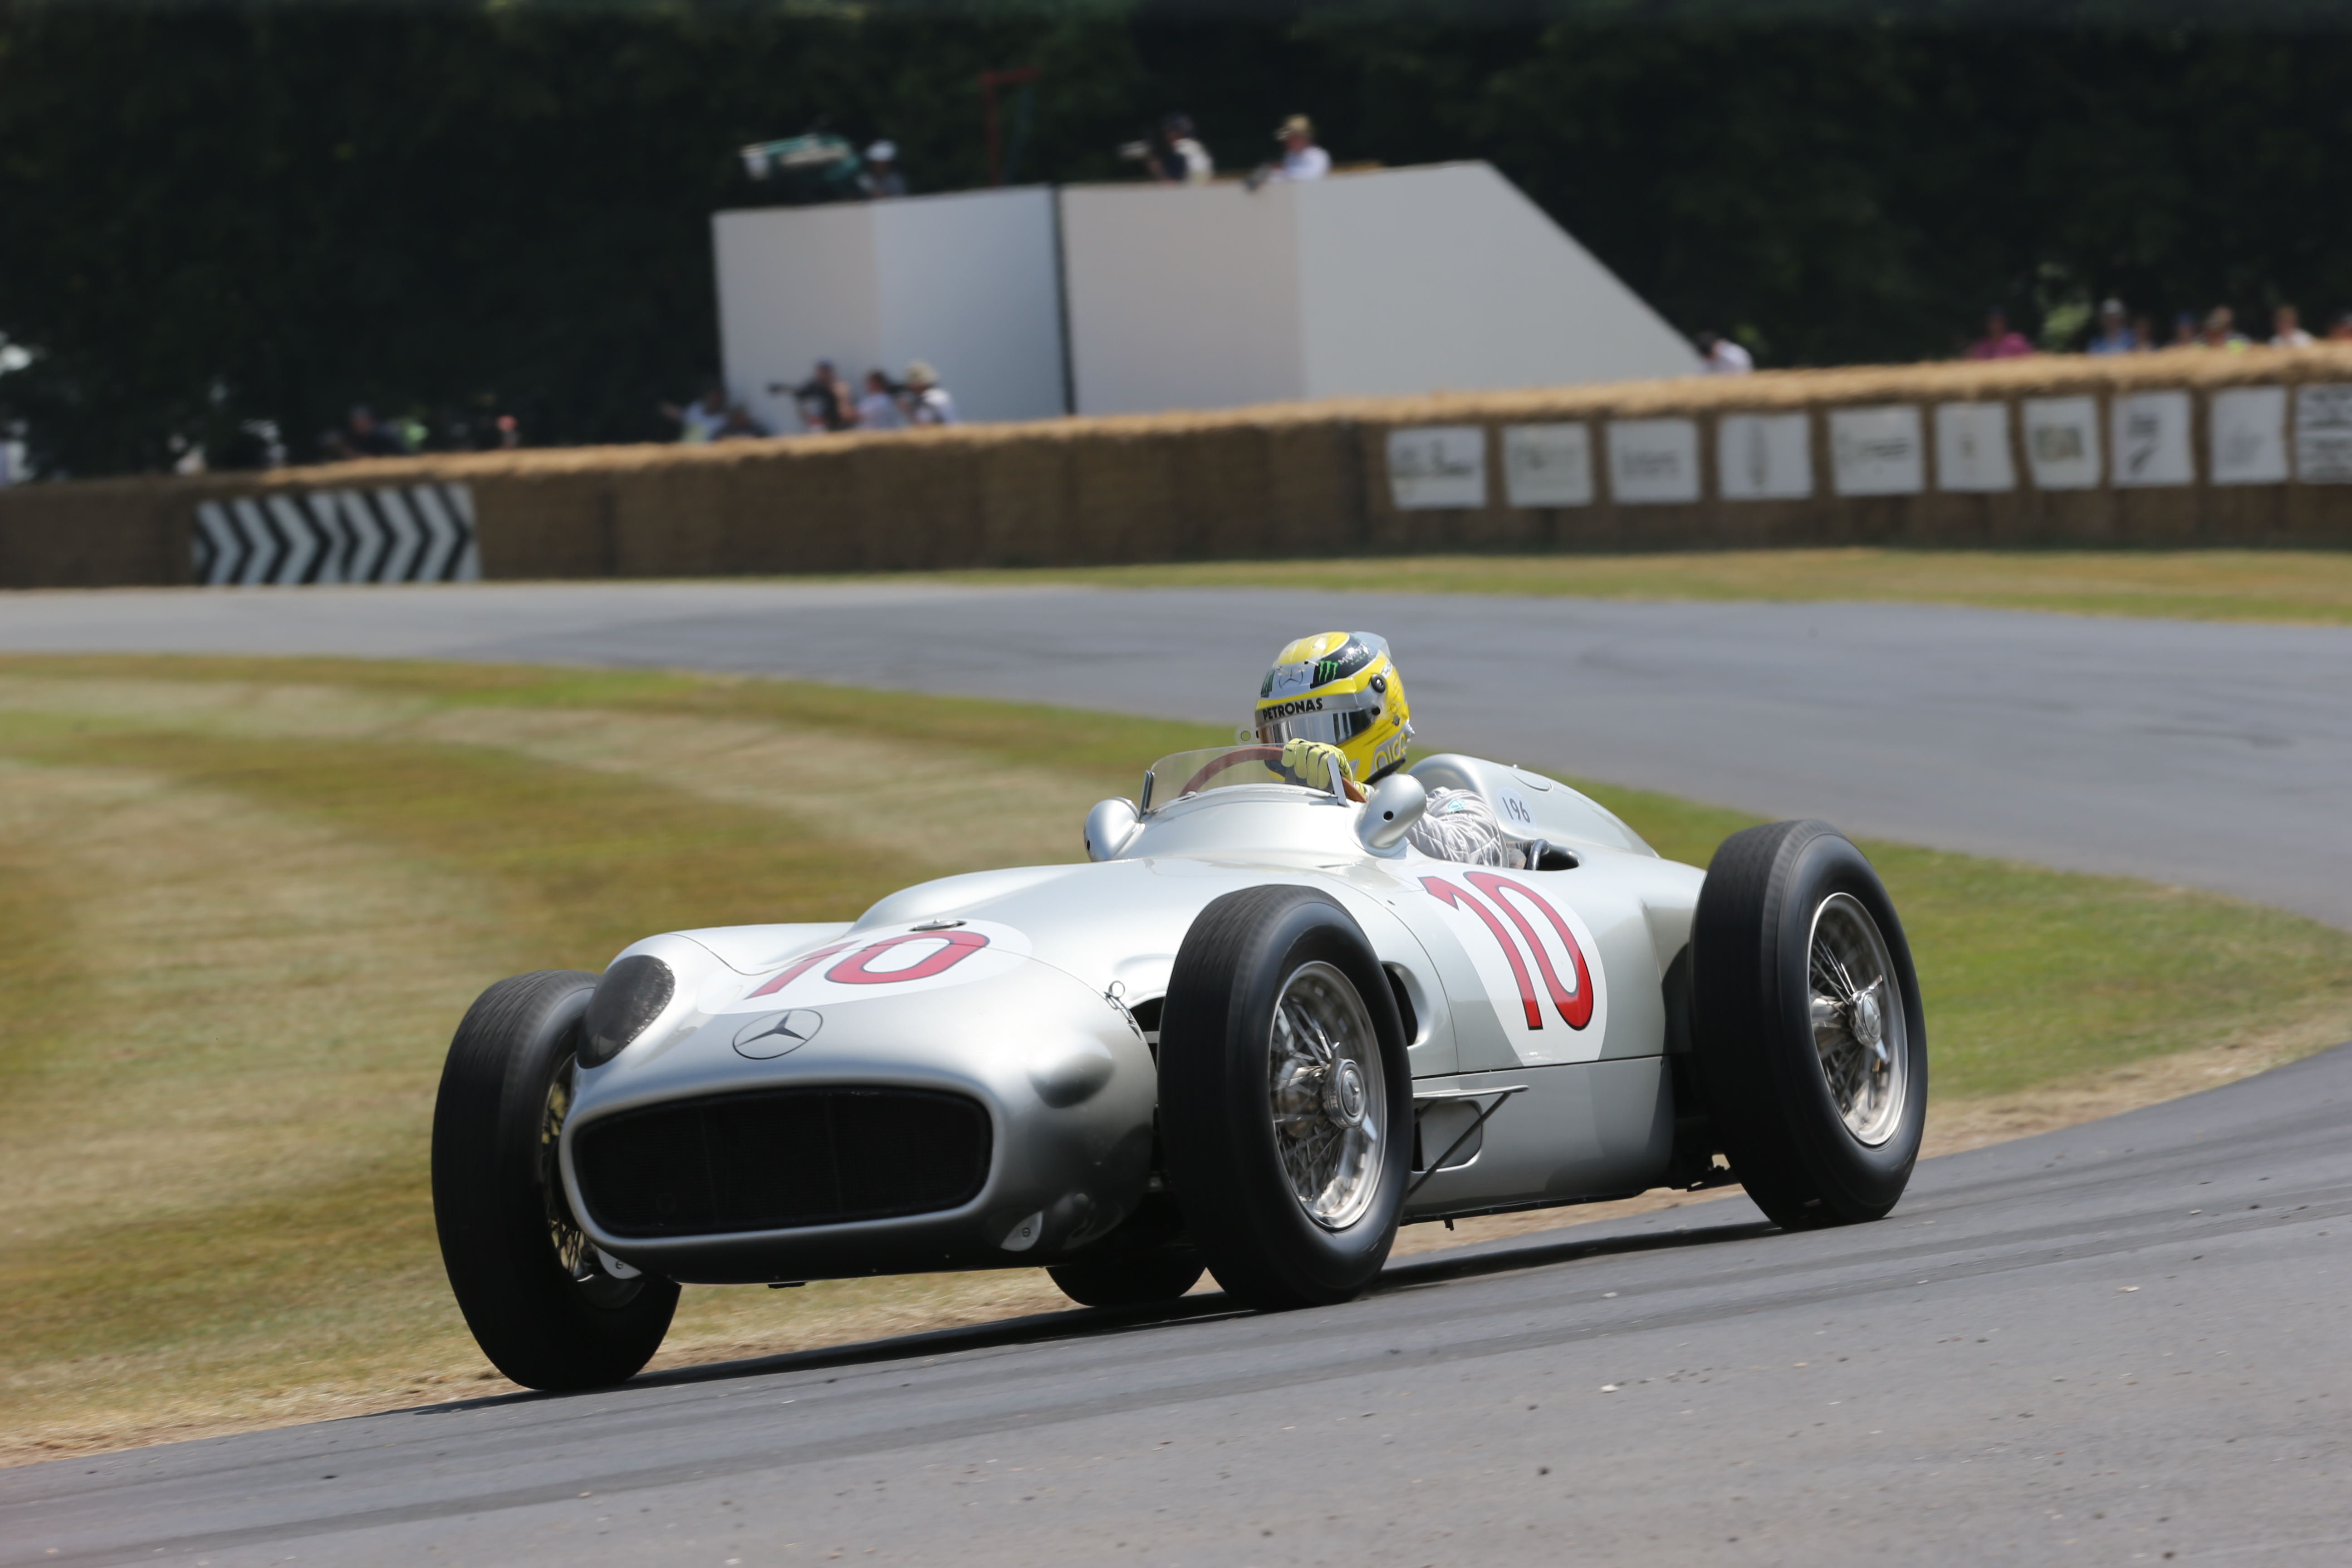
[2294,385,2352,484]
[2021,396,2102,490]
[2209,387,2289,486]
[2112,390,2194,487]
[1716,412,1813,500]
[1502,423,1595,507]
[1606,418,1700,505]
[1934,402,2015,492]
[1387,426,1488,510]
[1829,406,1925,495]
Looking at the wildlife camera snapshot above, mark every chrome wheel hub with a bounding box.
[1806,894,1908,1146]
[1267,962,1386,1230]
[541,1055,643,1308]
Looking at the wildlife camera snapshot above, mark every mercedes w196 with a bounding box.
[431,745,1925,1389]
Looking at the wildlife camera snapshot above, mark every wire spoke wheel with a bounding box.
[1806,892,1908,1146]
[1266,961,1385,1229]
[538,1055,644,1311]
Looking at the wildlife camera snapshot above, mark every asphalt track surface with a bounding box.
[4,580,2351,926]
[4,581,2349,1563]
[6,1046,2349,1566]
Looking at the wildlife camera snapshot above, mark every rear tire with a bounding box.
[431,970,679,1390]
[1047,1253,1205,1308]
[1158,887,1412,1310]
[1691,821,1927,1230]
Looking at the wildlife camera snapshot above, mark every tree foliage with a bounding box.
[2,0,2349,475]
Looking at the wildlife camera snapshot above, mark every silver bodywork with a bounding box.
[561,755,1705,1285]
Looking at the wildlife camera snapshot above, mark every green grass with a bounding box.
[0,653,2345,1458]
[908,548,2352,627]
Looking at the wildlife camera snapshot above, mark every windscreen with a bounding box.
[1142,745,1340,810]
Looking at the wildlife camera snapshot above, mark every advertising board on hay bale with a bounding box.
[6,350,2352,590]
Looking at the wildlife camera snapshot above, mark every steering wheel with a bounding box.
[1179,745,1366,802]
[1181,746,1286,796]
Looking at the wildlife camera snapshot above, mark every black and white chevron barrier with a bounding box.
[192,484,481,586]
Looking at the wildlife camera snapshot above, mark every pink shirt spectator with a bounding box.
[1967,331,2034,359]
[1965,310,2033,360]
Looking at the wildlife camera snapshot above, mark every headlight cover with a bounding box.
[580,955,676,1068]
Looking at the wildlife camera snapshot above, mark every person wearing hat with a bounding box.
[860,140,906,200]
[1273,114,1329,181]
[2086,299,2140,356]
[904,361,959,426]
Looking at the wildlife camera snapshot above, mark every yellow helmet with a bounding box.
[1252,631,1415,784]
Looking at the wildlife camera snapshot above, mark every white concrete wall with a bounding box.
[713,186,1066,432]
[1060,162,1696,416]
[713,204,878,434]
[1056,182,1306,416]
[1294,163,1699,399]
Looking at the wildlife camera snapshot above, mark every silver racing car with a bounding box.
[432,746,1926,1389]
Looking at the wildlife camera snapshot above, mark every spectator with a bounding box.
[2330,311,2352,343]
[1695,330,1753,374]
[2085,299,2140,355]
[857,369,906,430]
[1965,308,2034,359]
[659,384,729,442]
[1149,113,1213,185]
[2165,312,2200,349]
[904,361,958,426]
[333,404,411,459]
[861,141,906,200]
[1272,115,1330,181]
[2131,314,2157,354]
[791,360,856,431]
[2201,306,2250,351]
[715,403,771,440]
[2271,304,2315,348]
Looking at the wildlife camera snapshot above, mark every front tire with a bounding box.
[1158,887,1412,1310]
[431,970,679,1390]
[1690,821,1927,1230]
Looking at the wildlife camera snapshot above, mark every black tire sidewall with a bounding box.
[1161,887,1413,1308]
[1768,832,1926,1215]
[431,970,680,1389]
[1695,823,1927,1226]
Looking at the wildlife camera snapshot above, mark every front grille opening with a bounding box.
[574,1087,991,1238]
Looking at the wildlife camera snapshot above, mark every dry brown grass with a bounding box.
[0,654,2344,1466]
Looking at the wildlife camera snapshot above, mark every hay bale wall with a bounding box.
[7,349,2352,589]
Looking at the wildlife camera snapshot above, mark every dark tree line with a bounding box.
[2,0,2348,476]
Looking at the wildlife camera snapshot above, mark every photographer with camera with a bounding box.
[1118,112,1212,186]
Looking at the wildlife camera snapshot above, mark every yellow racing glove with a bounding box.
[1280,737,1355,795]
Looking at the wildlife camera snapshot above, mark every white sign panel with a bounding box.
[1829,405,1925,495]
[2021,396,2102,490]
[1387,426,1488,510]
[2294,384,2352,483]
[2209,387,2289,486]
[1716,412,1813,500]
[1606,418,1700,505]
[1502,423,1595,507]
[2112,390,2194,487]
[1934,402,2015,492]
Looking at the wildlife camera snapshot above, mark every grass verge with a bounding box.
[1,653,2345,1463]
[916,547,2352,627]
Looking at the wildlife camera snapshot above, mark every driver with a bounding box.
[1251,632,1521,867]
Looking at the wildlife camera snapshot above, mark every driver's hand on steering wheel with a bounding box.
[1280,738,1366,802]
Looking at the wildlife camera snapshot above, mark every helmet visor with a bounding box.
[1256,706,1378,748]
